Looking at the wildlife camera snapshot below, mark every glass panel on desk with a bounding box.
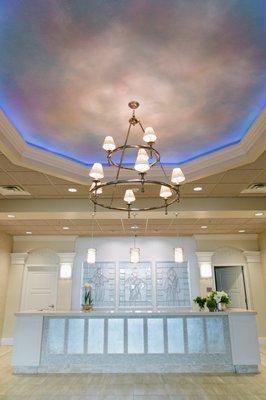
[108,319,124,353]
[128,318,144,354]
[47,318,65,354]
[88,318,104,354]
[147,318,164,353]
[206,317,226,353]
[167,318,184,353]
[187,318,205,353]
[68,318,85,354]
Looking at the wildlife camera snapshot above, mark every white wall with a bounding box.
[71,236,200,310]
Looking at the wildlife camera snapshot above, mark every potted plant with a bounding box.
[193,296,206,311]
[214,291,231,311]
[82,283,93,312]
[206,296,217,312]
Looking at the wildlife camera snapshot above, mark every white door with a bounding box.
[215,266,247,309]
[21,266,58,311]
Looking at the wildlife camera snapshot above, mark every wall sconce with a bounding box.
[174,247,184,263]
[200,262,212,278]
[60,263,72,279]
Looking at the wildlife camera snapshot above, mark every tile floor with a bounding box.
[0,346,266,399]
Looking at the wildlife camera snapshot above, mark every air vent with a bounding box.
[0,185,31,196]
[241,183,266,194]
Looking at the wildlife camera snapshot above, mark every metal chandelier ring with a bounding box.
[107,144,160,171]
[89,178,180,212]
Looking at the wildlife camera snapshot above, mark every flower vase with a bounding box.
[82,304,93,312]
[218,302,227,312]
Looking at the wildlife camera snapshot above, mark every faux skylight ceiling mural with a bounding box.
[0,0,265,165]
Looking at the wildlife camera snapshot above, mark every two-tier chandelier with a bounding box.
[89,101,185,218]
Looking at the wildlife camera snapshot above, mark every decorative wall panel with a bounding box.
[156,261,191,307]
[119,262,152,307]
[82,262,115,308]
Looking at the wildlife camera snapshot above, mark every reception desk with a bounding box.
[12,310,260,374]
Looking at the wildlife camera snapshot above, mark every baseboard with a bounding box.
[259,337,266,345]
[0,338,13,346]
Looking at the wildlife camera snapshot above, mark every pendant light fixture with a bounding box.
[87,213,96,264]
[130,213,140,263]
[130,235,140,263]
[174,213,184,263]
[89,101,185,218]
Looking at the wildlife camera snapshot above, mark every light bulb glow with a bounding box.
[103,136,116,151]
[87,248,96,264]
[89,163,104,180]
[160,185,172,199]
[171,168,185,184]
[130,248,140,263]
[124,189,136,204]
[143,127,157,143]
[90,182,103,195]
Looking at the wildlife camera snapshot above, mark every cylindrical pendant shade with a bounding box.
[89,163,104,180]
[124,189,136,204]
[87,248,96,264]
[143,127,157,143]
[130,247,140,263]
[160,185,172,199]
[174,247,184,263]
[171,168,185,184]
[103,136,116,151]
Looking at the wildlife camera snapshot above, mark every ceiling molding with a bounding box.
[0,109,265,184]
[194,234,258,241]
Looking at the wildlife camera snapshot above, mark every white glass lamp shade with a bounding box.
[200,262,212,278]
[134,156,150,173]
[160,185,172,199]
[90,182,103,195]
[143,127,157,143]
[137,148,149,160]
[130,247,140,263]
[87,248,96,264]
[174,247,184,263]
[103,136,116,151]
[171,167,185,184]
[89,163,104,180]
[124,189,136,204]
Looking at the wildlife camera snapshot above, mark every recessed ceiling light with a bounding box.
[201,225,207,229]
[68,188,77,193]
[63,226,69,230]
[193,186,203,192]
[26,231,32,235]
[7,214,15,218]
[255,212,264,217]
[238,229,245,233]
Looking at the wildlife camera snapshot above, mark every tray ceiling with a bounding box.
[1,0,266,165]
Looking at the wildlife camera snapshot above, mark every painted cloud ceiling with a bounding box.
[0,0,266,165]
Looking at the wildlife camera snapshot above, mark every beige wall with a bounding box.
[12,235,76,253]
[0,232,12,340]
